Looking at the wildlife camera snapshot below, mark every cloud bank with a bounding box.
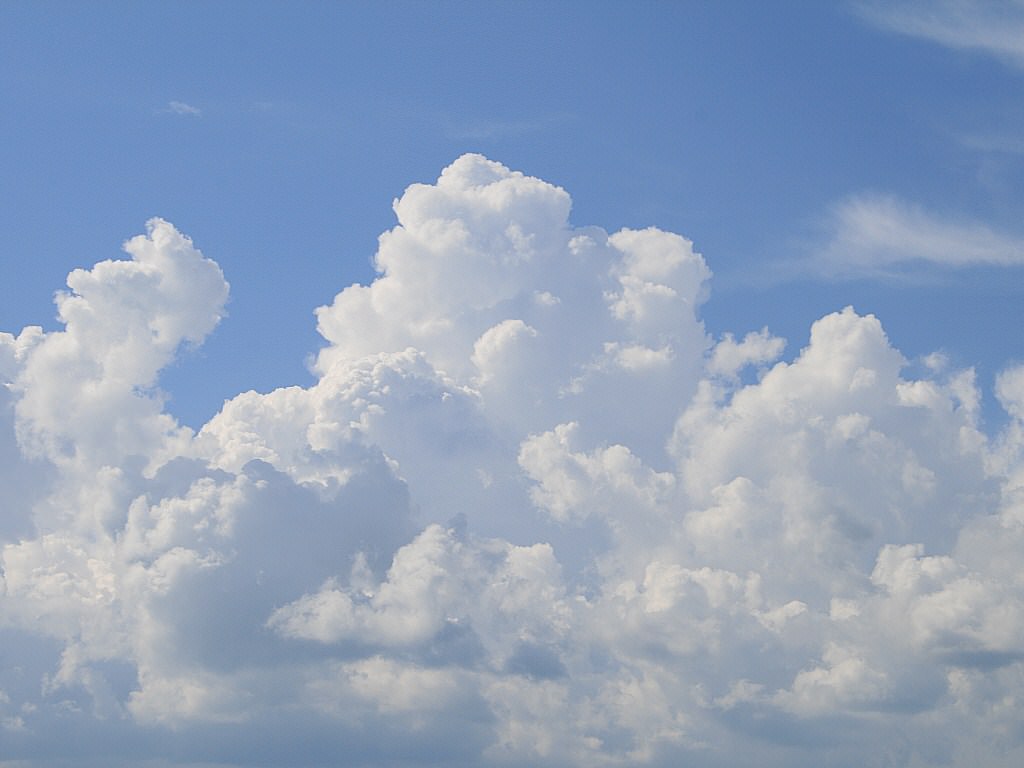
[3,156,1024,767]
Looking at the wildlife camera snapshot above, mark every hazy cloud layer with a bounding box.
[3,156,1024,766]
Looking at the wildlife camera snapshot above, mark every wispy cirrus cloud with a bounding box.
[814,193,1024,277]
[856,0,1024,68]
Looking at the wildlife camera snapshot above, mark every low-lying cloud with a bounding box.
[2,155,1024,767]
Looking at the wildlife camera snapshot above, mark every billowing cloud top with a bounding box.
[2,156,1024,767]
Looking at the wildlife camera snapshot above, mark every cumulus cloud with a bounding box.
[3,156,1024,767]
[814,193,1024,276]
[856,0,1024,68]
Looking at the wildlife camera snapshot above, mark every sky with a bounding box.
[2,1,1024,766]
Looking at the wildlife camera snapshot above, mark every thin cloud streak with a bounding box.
[818,194,1024,276]
[728,193,1024,288]
[856,0,1024,67]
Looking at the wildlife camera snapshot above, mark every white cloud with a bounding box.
[815,194,1024,276]
[707,328,785,379]
[164,100,202,116]
[857,0,1024,68]
[9,218,227,472]
[3,157,1024,766]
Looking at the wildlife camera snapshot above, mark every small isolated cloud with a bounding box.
[814,193,1024,277]
[856,0,1024,68]
[163,100,202,116]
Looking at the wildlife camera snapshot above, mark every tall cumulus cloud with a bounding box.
[2,155,1024,767]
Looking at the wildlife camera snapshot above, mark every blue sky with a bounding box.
[4,3,1024,767]
[3,1,1022,428]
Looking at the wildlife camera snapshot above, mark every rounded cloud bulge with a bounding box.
[2,155,1024,767]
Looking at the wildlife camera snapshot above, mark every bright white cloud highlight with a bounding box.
[3,156,1024,767]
